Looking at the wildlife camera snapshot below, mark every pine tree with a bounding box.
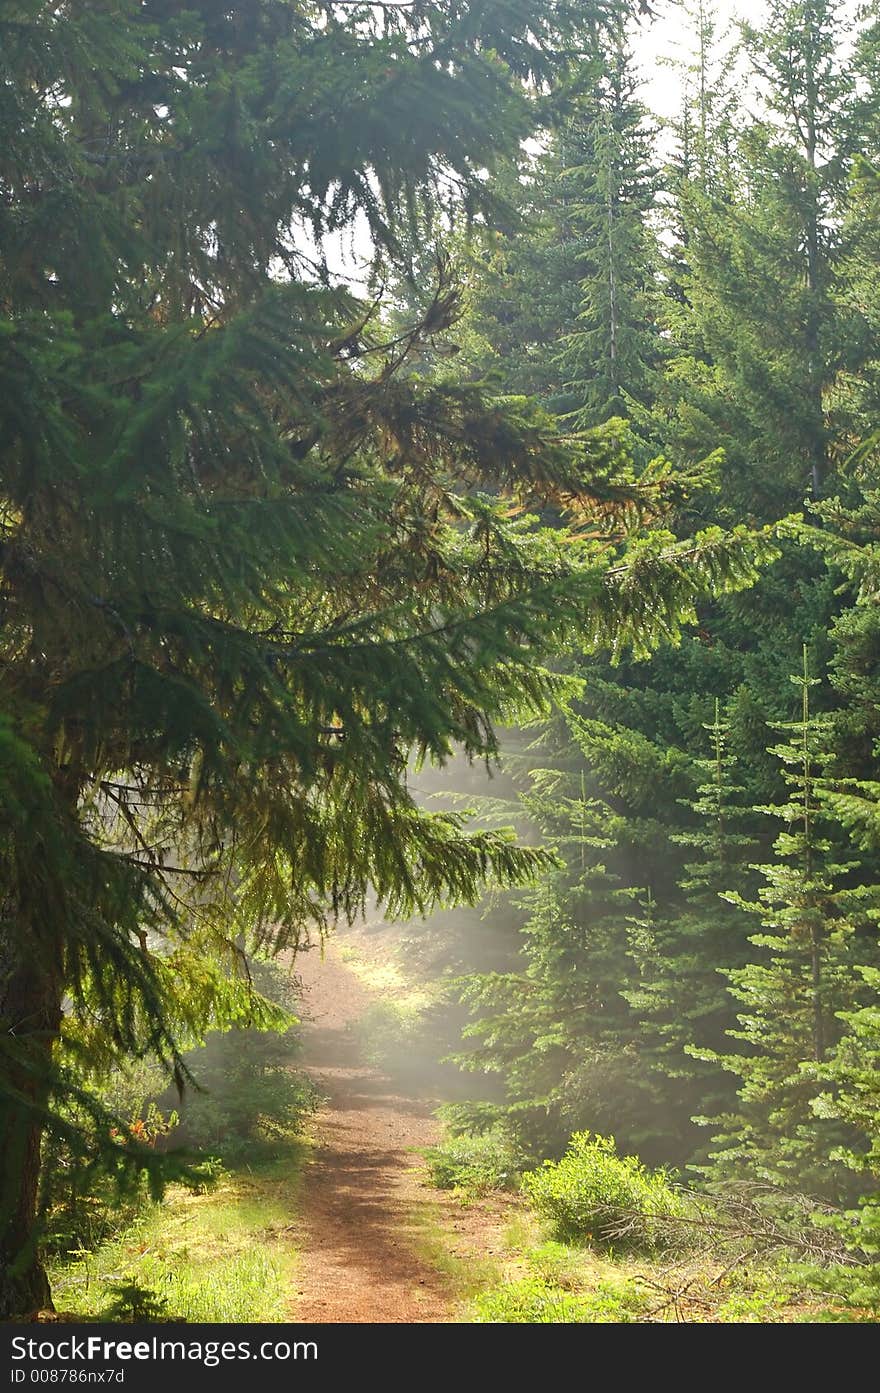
[622,700,757,1142]
[555,8,661,429]
[697,650,877,1195]
[440,3,880,1199]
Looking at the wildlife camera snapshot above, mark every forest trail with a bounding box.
[290,942,454,1323]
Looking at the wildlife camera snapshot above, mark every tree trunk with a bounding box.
[0,944,62,1319]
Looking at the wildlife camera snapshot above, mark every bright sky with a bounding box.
[637,0,860,120]
[635,0,766,120]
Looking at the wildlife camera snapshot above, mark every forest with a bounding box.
[2,0,880,1330]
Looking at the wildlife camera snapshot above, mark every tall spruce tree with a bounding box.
[556,7,660,429]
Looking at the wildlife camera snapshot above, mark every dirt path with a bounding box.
[290,943,454,1323]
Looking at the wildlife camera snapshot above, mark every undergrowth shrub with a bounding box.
[42,960,312,1259]
[174,1037,316,1161]
[356,1000,425,1071]
[39,1058,187,1258]
[521,1132,687,1250]
[425,1128,522,1197]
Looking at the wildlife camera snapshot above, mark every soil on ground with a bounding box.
[291,943,461,1323]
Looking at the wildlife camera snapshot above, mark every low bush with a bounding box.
[521,1132,687,1250]
[425,1128,522,1197]
[356,1000,426,1071]
[174,1038,316,1161]
[168,959,318,1162]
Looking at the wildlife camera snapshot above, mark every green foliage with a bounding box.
[521,1133,687,1249]
[355,999,426,1072]
[714,1286,791,1324]
[38,1093,184,1261]
[473,1273,649,1323]
[425,1129,523,1198]
[695,650,880,1196]
[40,959,308,1259]
[555,13,661,430]
[173,1033,317,1164]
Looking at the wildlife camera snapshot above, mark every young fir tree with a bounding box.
[791,485,880,784]
[672,0,737,191]
[453,746,655,1161]
[448,151,592,412]
[556,7,661,429]
[622,700,757,1144]
[453,689,711,1166]
[696,651,877,1196]
[0,0,775,1316]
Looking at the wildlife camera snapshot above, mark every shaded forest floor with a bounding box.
[48,1152,304,1322]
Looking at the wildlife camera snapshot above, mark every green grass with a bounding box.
[49,1145,306,1322]
[410,1204,504,1303]
[473,1273,651,1323]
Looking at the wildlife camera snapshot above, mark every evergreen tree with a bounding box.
[697,651,877,1195]
[813,964,880,1267]
[654,0,737,324]
[622,700,757,1140]
[555,8,660,428]
[454,692,722,1166]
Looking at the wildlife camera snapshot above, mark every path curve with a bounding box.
[291,944,452,1323]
